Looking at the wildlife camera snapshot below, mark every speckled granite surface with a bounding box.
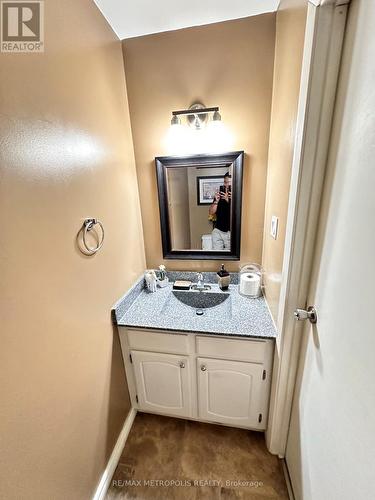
[167,271,240,285]
[112,275,145,323]
[113,272,277,339]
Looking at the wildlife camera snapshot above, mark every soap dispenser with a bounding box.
[217,264,230,290]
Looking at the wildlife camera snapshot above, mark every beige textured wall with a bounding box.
[262,0,307,323]
[0,1,145,499]
[123,15,276,271]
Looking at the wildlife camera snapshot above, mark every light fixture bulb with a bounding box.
[212,110,222,121]
[171,115,181,126]
[187,103,208,129]
[194,114,203,130]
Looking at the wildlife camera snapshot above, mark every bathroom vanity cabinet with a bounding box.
[119,328,274,431]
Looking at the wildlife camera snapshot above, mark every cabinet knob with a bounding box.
[200,365,207,371]
[179,361,185,369]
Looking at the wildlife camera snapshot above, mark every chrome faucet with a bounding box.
[191,273,211,291]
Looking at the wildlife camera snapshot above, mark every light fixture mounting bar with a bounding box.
[172,106,219,116]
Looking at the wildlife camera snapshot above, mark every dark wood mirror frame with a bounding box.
[155,151,244,260]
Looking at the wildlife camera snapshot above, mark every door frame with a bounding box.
[265,0,350,456]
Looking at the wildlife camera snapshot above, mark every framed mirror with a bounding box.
[155,151,244,260]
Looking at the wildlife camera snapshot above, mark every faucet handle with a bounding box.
[197,273,203,281]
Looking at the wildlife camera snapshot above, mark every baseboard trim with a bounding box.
[92,407,137,500]
[281,459,295,500]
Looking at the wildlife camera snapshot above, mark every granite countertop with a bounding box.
[113,272,277,339]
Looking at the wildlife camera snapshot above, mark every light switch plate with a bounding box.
[271,215,278,239]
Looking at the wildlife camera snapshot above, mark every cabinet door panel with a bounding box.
[131,350,191,417]
[198,357,265,429]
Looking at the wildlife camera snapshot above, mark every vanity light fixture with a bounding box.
[166,102,232,154]
[171,102,221,130]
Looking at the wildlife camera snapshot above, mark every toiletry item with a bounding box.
[158,264,166,280]
[157,264,169,287]
[173,280,192,290]
[145,270,157,293]
[217,264,230,290]
[157,276,169,288]
[239,264,262,298]
[240,273,261,297]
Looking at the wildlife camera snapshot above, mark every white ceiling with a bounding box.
[93,0,280,40]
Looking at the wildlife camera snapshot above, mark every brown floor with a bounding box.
[106,413,289,500]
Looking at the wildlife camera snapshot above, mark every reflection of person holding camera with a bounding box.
[209,172,231,250]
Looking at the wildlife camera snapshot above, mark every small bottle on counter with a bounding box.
[217,264,230,290]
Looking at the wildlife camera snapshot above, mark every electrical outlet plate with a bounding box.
[271,215,278,239]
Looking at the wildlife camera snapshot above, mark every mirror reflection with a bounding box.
[156,151,243,260]
[166,166,233,251]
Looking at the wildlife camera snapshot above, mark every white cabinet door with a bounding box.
[131,350,191,418]
[197,357,266,429]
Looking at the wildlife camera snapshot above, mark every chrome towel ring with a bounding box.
[81,218,105,255]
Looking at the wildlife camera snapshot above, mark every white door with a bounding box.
[131,350,191,417]
[285,2,375,499]
[197,357,265,429]
[266,0,351,458]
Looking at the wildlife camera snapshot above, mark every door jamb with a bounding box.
[265,0,350,456]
